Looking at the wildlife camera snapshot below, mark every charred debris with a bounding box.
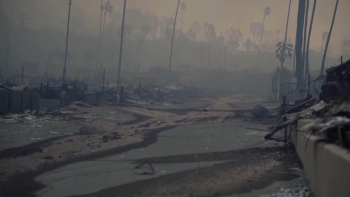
[265,59,350,148]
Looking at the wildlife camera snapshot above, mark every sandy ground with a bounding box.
[0,95,304,197]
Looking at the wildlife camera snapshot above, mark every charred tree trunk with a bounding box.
[168,0,180,74]
[282,0,292,70]
[302,0,309,65]
[116,0,126,95]
[96,0,103,68]
[320,0,339,76]
[63,0,72,85]
[305,0,317,76]
[258,14,266,57]
[295,0,306,87]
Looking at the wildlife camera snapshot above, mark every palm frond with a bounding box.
[276,42,282,47]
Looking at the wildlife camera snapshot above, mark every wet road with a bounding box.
[34,121,304,197]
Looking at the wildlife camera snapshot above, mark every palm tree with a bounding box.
[302,0,310,65]
[169,0,180,73]
[102,1,113,34]
[281,0,292,68]
[305,0,317,76]
[181,2,186,33]
[320,0,339,76]
[259,6,271,56]
[276,41,293,69]
[276,40,294,99]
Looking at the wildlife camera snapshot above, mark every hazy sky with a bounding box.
[3,0,350,53]
[72,0,350,52]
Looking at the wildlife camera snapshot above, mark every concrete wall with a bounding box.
[0,89,9,114]
[8,90,22,113]
[291,119,350,197]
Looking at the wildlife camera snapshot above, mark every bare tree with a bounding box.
[225,28,243,50]
[160,16,174,40]
[249,22,262,44]
[187,21,201,41]
[203,23,216,42]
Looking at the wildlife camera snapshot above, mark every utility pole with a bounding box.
[208,44,211,68]
[116,0,126,95]
[169,0,180,74]
[62,0,72,86]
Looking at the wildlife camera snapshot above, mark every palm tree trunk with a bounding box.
[302,0,309,70]
[96,0,103,68]
[305,0,316,76]
[181,9,183,33]
[258,14,266,57]
[137,45,140,71]
[295,0,306,87]
[320,0,339,76]
[102,11,107,43]
[116,0,126,95]
[169,0,180,73]
[63,0,72,85]
[321,38,324,56]
[103,11,107,33]
[282,0,292,70]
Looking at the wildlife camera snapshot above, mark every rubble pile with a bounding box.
[301,102,350,147]
[259,185,314,197]
[265,59,350,148]
[107,83,208,106]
